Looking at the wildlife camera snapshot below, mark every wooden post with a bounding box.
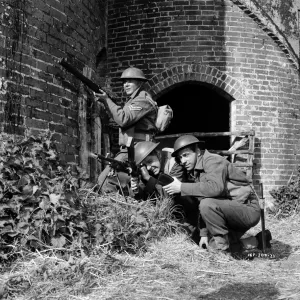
[78,66,92,176]
[247,130,255,181]
[103,133,110,158]
[93,115,102,173]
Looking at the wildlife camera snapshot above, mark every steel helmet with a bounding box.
[120,67,147,81]
[172,135,204,157]
[135,141,160,165]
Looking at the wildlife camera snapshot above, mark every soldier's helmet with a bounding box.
[135,141,160,165]
[172,135,204,157]
[120,67,147,81]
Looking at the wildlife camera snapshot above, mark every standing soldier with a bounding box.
[94,67,158,193]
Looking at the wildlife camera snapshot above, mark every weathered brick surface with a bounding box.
[106,0,300,200]
[1,0,299,199]
[0,0,106,164]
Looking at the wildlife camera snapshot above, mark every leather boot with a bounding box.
[208,234,230,253]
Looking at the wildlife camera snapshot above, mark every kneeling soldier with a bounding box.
[163,135,271,254]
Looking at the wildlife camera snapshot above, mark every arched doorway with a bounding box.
[155,82,232,152]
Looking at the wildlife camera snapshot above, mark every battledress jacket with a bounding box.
[180,150,253,237]
[181,150,251,202]
[104,87,157,145]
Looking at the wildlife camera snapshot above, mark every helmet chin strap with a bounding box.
[131,81,143,95]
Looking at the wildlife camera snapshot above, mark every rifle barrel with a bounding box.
[58,58,102,93]
[92,153,122,165]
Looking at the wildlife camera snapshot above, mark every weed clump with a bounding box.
[269,166,300,218]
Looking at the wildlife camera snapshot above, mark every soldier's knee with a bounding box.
[200,198,217,216]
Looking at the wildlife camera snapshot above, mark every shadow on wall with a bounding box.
[155,82,231,152]
[198,282,279,300]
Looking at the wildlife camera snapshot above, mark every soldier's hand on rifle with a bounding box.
[93,90,109,102]
[163,177,181,195]
[140,165,150,181]
[130,176,139,193]
[107,168,116,177]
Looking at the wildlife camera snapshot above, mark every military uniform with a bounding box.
[180,150,261,251]
[105,87,157,145]
[98,87,157,193]
[133,158,200,244]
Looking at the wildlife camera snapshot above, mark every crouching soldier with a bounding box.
[163,135,271,255]
[131,141,200,243]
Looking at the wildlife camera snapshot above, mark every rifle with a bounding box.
[58,58,115,100]
[90,138,141,197]
[90,153,133,173]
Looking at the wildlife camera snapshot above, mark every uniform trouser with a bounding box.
[97,150,130,195]
[172,195,200,244]
[200,197,260,251]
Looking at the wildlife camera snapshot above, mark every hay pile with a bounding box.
[0,214,299,300]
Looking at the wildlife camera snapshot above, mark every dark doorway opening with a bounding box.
[155,82,231,152]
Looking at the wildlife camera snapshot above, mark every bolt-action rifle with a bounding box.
[90,137,140,198]
[90,153,134,173]
[58,58,115,100]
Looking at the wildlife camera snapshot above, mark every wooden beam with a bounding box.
[209,149,253,155]
[78,66,91,176]
[155,130,255,139]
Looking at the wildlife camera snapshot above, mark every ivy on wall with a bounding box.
[1,0,28,134]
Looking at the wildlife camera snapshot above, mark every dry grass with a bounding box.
[1,214,300,300]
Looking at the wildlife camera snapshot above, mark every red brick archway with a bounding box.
[146,64,244,102]
[145,64,247,132]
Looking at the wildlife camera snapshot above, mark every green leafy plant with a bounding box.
[0,132,86,259]
[0,132,179,261]
[269,166,300,218]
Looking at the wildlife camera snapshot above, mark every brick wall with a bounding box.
[0,0,106,165]
[106,0,300,201]
[254,0,300,54]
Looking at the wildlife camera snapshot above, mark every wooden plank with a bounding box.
[227,137,249,162]
[232,163,254,167]
[78,66,91,176]
[93,116,102,175]
[103,133,110,159]
[246,134,255,180]
[209,149,253,155]
[155,130,255,140]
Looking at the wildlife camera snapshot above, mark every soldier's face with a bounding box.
[177,147,197,171]
[123,79,142,95]
[142,154,161,176]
